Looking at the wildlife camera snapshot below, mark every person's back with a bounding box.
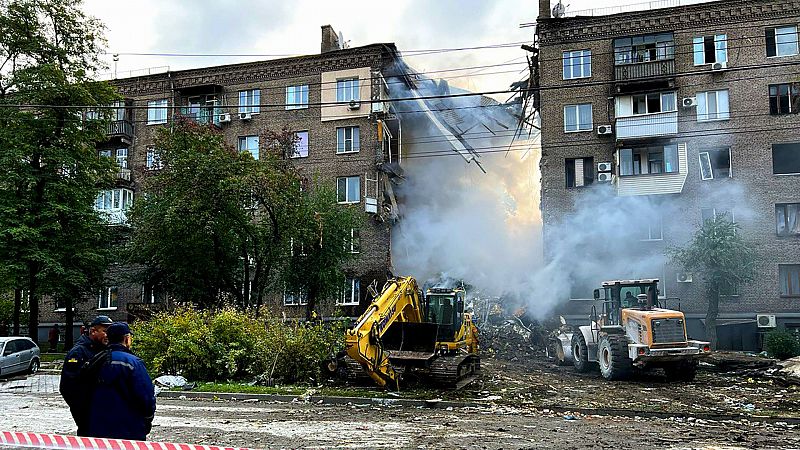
[88,323,155,441]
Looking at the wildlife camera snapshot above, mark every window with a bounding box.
[289,238,307,257]
[780,264,800,296]
[613,33,674,65]
[776,203,800,236]
[146,147,163,170]
[564,104,592,132]
[766,26,799,57]
[99,149,112,158]
[336,78,359,103]
[238,89,261,114]
[292,131,309,158]
[238,135,259,160]
[115,148,128,169]
[701,207,734,224]
[98,287,118,310]
[147,99,168,124]
[55,297,73,312]
[111,101,126,121]
[336,176,360,204]
[563,50,591,79]
[772,143,800,175]
[699,148,732,180]
[619,145,678,176]
[286,85,309,110]
[143,283,168,304]
[719,281,739,297]
[348,228,360,253]
[336,127,360,153]
[283,289,308,306]
[769,83,800,115]
[697,90,730,121]
[565,157,594,188]
[338,277,360,306]
[632,92,676,116]
[95,189,133,211]
[641,216,663,241]
[693,34,727,65]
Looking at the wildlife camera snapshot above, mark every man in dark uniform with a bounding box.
[60,315,113,436]
[88,322,156,441]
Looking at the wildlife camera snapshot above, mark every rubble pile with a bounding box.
[480,318,549,362]
[705,351,800,387]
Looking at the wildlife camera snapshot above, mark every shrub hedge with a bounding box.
[764,328,800,360]
[131,308,344,383]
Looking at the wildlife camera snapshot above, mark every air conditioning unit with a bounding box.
[365,197,378,214]
[682,97,698,108]
[597,125,613,135]
[218,113,231,123]
[597,172,614,183]
[239,112,252,121]
[597,162,613,173]
[711,61,728,71]
[348,100,361,110]
[676,272,693,283]
[756,314,777,328]
[371,102,385,114]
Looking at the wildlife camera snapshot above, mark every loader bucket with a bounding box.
[382,322,438,364]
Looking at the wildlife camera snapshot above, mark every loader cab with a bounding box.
[425,288,465,341]
[595,279,659,326]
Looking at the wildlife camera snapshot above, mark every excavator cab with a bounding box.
[426,288,465,341]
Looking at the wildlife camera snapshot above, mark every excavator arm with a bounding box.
[344,277,425,389]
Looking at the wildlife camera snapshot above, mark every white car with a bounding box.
[0,337,41,377]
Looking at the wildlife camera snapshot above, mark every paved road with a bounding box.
[2,374,799,449]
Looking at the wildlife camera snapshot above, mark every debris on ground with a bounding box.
[704,351,777,371]
[154,375,195,394]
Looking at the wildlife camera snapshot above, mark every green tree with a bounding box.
[669,215,758,348]
[0,0,117,343]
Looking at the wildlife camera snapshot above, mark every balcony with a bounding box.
[615,59,675,82]
[106,119,134,141]
[614,143,688,197]
[116,168,131,182]
[179,105,223,127]
[615,111,677,140]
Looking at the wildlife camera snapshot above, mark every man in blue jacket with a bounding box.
[60,315,113,435]
[87,322,156,441]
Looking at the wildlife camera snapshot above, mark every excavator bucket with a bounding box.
[382,322,438,365]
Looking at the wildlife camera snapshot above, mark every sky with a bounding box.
[80,0,693,96]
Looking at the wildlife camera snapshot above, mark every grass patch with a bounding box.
[188,382,306,396]
[39,353,65,363]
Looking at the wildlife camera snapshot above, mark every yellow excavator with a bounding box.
[342,276,480,390]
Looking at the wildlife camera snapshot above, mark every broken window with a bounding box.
[697,90,730,121]
[562,49,591,79]
[693,34,727,65]
[772,143,800,175]
[613,33,674,64]
[619,145,678,176]
[699,148,731,180]
[780,264,800,296]
[776,203,800,237]
[766,25,799,57]
[769,83,800,115]
[564,103,592,132]
[565,157,594,188]
[616,92,676,117]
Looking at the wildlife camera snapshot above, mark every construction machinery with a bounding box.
[340,276,480,389]
[551,279,711,381]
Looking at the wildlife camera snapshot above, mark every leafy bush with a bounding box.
[764,328,800,360]
[131,308,344,384]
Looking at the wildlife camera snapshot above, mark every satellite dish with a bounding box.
[338,31,350,49]
[552,1,567,18]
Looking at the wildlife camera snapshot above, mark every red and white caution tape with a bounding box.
[0,431,255,450]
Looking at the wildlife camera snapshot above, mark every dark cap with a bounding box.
[90,315,113,327]
[106,322,133,342]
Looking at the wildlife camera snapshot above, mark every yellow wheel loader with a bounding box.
[552,279,711,381]
[336,276,480,390]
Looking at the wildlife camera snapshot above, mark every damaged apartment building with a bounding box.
[38,26,407,332]
[534,0,800,350]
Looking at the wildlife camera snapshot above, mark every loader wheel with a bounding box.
[597,335,632,381]
[571,333,591,373]
[664,360,698,382]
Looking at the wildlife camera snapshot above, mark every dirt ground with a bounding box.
[2,354,800,449]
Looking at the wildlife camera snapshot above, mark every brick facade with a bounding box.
[537,0,800,349]
[39,35,404,330]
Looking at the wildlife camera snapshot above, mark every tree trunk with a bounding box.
[27,266,39,344]
[64,294,74,350]
[705,287,720,350]
[306,285,319,322]
[13,288,21,335]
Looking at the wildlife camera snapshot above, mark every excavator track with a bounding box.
[429,354,480,389]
